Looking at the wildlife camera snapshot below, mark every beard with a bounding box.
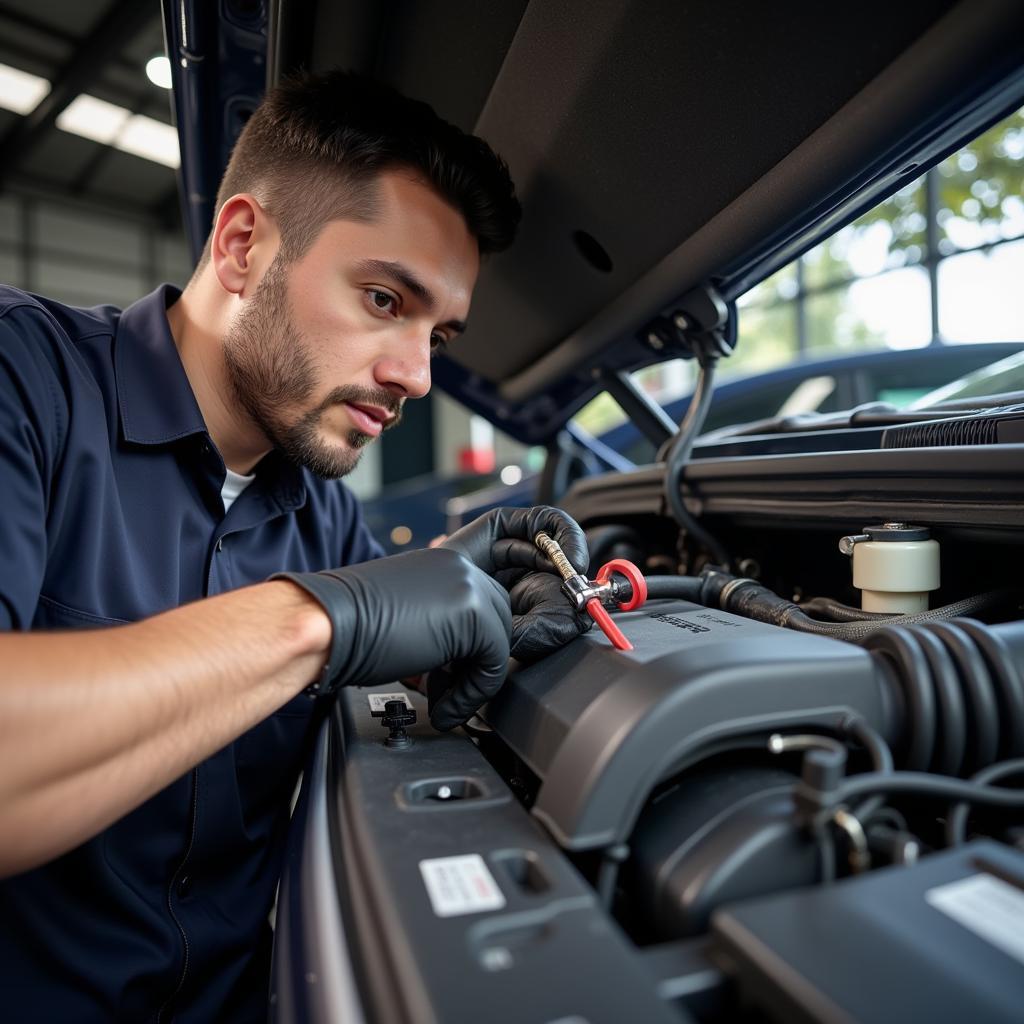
[222,259,402,479]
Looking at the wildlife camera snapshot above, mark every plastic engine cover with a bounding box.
[482,598,887,851]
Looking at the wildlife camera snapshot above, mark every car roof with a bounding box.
[167,1,1024,442]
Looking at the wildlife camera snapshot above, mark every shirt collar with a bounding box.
[114,284,308,513]
[115,284,208,446]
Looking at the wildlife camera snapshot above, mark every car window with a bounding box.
[572,102,1024,442]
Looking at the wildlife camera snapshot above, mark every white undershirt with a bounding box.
[221,467,256,513]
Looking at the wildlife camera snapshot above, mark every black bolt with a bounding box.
[381,699,416,748]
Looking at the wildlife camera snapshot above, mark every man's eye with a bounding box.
[367,289,397,315]
[430,333,449,355]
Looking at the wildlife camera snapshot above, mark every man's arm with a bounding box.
[0,507,588,878]
[0,581,330,878]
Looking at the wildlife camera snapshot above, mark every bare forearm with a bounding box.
[0,581,330,876]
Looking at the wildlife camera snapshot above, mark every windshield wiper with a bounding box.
[702,395,1024,440]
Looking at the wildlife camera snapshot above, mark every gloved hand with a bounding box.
[502,570,593,662]
[423,570,591,721]
[440,505,592,661]
[273,549,511,727]
[440,505,589,578]
[420,507,592,726]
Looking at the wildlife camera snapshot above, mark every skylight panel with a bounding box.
[0,62,50,115]
[56,95,131,145]
[56,95,180,169]
[116,114,180,169]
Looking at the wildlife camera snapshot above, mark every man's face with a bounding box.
[223,170,479,478]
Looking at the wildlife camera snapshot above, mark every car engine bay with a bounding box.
[273,395,1024,1023]
[250,2,1024,1016]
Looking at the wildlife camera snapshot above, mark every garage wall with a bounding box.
[0,191,192,304]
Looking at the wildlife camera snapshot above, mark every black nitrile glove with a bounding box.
[440,505,589,578]
[423,507,592,726]
[273,548,511,727]
[423,570,591,720]
[506,570,593,662]
[441,505,591,662]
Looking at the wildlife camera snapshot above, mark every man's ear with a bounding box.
[210,194,278,296]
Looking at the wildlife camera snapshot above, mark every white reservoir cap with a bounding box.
[843,523,940,614]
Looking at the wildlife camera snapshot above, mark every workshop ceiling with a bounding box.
[0,0,179,225]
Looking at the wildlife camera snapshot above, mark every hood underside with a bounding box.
[172,0,1024,442]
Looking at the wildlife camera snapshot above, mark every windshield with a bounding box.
[911,350,1024,407]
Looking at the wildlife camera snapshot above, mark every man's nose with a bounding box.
[373,328,432,399]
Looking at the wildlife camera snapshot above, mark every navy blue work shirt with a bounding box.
[0,284,384,1022]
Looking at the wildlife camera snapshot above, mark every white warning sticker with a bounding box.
[419,854,506,918]
[925,872,1024,966]
[367,692,412,714]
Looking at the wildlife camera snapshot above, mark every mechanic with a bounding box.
[0,70,591,1021]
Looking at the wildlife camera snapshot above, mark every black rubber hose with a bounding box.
[798,597,898,623]
[662,358,731,568]
[835,770,1024,809]
[954,619,1024,758]
[643,576,704,602]
[709,575,1018,643]
[839,715,892,819]
[945,759,1024,847]
[786,590,1019,641]
[841,715,893,774]
[918,622,1000,774]
[908,627,967,777]
[863,628,937,772]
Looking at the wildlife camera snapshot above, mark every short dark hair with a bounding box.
[203,69,521,264]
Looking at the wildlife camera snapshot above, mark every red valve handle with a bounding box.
[585,598,632,651]
[595,558,647,611]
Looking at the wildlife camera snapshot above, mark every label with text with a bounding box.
[925,872,1024,966]
[419,854,506,918]
[367,692,412,715]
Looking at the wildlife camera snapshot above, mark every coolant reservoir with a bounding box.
[839,523,940,614]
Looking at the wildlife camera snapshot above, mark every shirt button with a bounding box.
[177,874,193,899]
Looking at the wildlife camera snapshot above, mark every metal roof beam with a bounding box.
[0,6,157,81]
[0,0,156,182]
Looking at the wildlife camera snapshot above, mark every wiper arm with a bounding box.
[703,396,1024,440]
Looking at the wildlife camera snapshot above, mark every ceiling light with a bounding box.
[56,94,180,169]
[116,114,180,168]
[145,55,172,90]
[57,94,130,145]
[0,61,50,115]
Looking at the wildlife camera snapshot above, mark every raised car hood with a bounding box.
[167,0,1024,442]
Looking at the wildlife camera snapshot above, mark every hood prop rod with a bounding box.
[658,282,736,570]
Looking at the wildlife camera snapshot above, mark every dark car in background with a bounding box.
[166,3,1024,1022]
[365,342,1023,550]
